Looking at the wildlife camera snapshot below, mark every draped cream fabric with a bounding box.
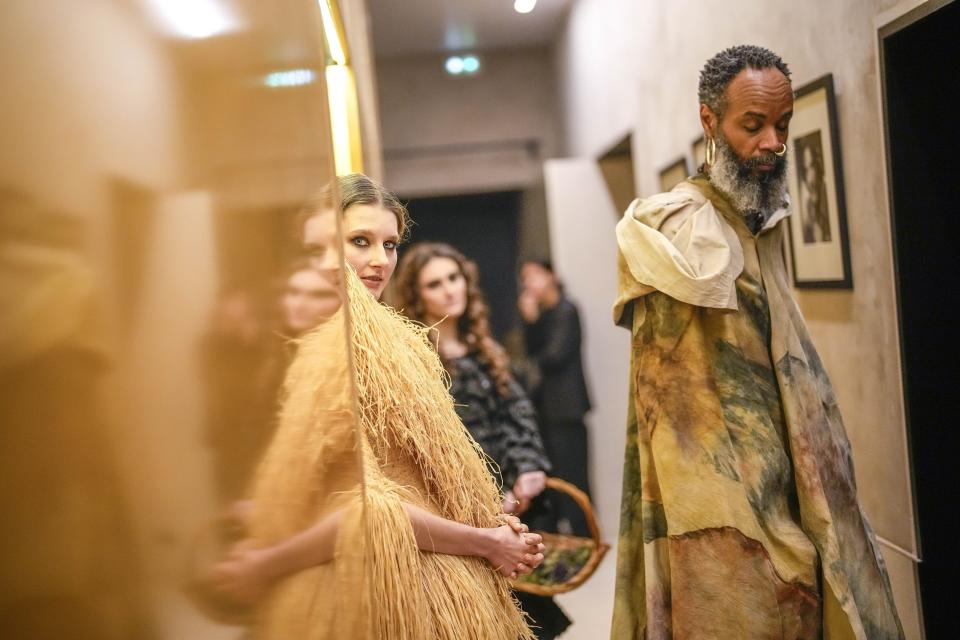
[248,268,533,639]
[611,176,903,640]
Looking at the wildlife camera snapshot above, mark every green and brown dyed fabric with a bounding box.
[610,176,903,640]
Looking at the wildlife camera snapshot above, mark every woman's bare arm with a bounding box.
[208,503,543,603]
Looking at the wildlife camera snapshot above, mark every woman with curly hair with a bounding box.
[394,242,572,640]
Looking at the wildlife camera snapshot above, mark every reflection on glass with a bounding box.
[0,0,341,637]
[2,0,547,636]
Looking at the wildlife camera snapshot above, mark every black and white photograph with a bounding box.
[784,74,853,288]
[794,130,832,244]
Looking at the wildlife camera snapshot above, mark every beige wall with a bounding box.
[553,0,922,636]
[376,47,561,197]
[376,47,560,259]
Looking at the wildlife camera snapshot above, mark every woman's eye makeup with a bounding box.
[350,236,369,247]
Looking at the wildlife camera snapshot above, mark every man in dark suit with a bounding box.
[518,259,592,536]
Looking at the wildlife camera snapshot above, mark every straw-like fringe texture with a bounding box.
[248,270,533,639]
[345,270,532,639]
[362,460,534,640]
[249,309,360,542]
[361,474,430,639]
[346,270,531,639]
[346,270,502,526]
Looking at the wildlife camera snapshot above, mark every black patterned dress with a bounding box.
[448,353,571,640]
[448,354,550,489]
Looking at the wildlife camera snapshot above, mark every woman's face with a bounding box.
[281,268,337,333]
[304,209,339,281]
[303,204,399,299]
[343,204,399,299]
[520,262,552,299]
[417,256,468,324]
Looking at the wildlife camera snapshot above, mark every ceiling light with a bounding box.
[264,69,317,88]
[462,55,480,73]
[445,56,465,75]
[445,55,482,76]
[144,0,239,39]
[514,0,537,14]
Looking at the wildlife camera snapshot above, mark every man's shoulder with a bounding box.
[625,179,710,236]
[614,176,743,316]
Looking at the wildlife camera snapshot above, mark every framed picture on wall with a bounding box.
[785,73,853,289]
[691,135,706,174]
[658,156,689,192]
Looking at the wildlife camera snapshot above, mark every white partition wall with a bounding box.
[543,158,630,638]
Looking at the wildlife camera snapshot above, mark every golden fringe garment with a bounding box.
[610,176,903,640]
[248,268,533,640]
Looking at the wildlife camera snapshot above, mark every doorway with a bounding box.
[880,0,960,635]
[597,134,636,219]
[400,190,522,340]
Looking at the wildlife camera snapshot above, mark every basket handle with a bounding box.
[544,476,602,546]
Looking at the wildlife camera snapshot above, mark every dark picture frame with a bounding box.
[785,73,853,289]
[658,156,690,193]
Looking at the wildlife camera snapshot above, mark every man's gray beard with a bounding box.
[708,135,788,217]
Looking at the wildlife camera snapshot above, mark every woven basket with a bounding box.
[511,477,610,596]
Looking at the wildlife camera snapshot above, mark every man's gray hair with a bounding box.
[698,45,791,117]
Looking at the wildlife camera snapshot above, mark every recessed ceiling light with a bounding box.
[514,0,537,14]
[144,0,239,39]
[445,55,481,76]
[462,55,481,73]
[445,56,465,75]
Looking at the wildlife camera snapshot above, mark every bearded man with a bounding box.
[611,46,903,640]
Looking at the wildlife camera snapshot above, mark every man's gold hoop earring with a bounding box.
[774,143,787,157]
[705,137,717,166]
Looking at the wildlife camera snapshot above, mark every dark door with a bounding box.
[401,190,522,339]
[880,1,960,635]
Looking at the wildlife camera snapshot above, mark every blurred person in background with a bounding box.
[518,259,592,537]
[201,287,271,506]
[395,242,571,640]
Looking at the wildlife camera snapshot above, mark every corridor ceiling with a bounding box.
[367,0,575,57]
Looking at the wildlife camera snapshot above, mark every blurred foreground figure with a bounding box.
[611,47,903,639]
[203,261,338,505]
[0,191,153,639]
[204,175,543,639]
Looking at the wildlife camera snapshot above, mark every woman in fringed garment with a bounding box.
[207,174,543,640]
[394,242,573,640]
